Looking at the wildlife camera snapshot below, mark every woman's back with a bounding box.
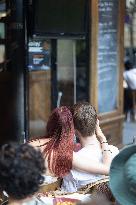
[29,106,75,178]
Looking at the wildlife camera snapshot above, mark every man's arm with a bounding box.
[72,152,110,175]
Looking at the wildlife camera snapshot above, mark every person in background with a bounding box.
[29,106,115,190]
[123,60,136,121]
[0,143,45,205]
[61,102,119,193]
[110,144,136,205]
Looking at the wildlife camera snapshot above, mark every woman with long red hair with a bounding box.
[29,106,74,178]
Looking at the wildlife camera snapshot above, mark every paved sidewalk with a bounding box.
[123,121,136,145]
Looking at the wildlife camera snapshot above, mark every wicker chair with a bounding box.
[77,177,115,203]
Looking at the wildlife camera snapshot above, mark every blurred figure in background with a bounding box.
[123,60,136,121]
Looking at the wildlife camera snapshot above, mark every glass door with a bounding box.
[57,39,76,106]
[56,39,88,107]
[28,39,51,138]
[27,38,88,138]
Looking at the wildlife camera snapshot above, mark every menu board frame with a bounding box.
[89,0,125,119]
[98,0,119,113]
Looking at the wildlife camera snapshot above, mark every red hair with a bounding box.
[38,106,74,177]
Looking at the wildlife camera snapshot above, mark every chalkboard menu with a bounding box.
[98,0,119,113]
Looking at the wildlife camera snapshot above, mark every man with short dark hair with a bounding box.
[71,102,97,138]
[62,102,119,193]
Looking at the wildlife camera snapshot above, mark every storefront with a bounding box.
[27,0,90,137]
[0,0,125,146]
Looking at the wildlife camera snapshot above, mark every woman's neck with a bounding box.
[80,134,99,147]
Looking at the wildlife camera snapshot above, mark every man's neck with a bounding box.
[80,134,99,147]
